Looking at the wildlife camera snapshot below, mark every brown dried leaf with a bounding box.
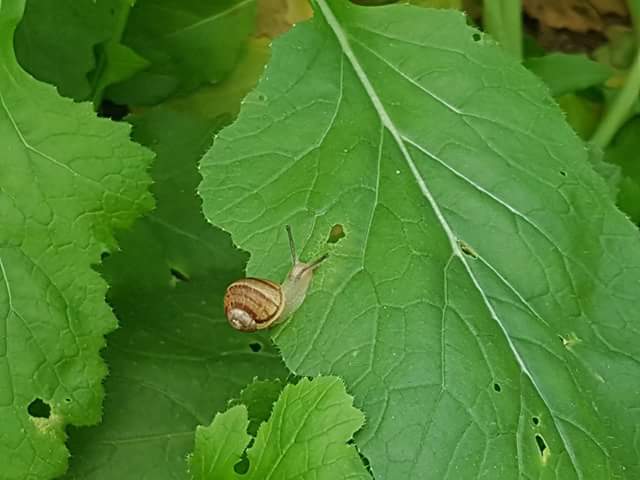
[524,0,627,33]
[256,0,313,38]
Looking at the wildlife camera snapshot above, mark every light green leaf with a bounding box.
[190,405,252,480]
[190,377,369,480]
[0,0,153,477]
[63,102,287,479]
[525,53,613,96]
[106,0,257,105]
[586,144,621,200]
[199,1,640,478]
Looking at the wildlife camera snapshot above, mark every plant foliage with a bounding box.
[3,0,640,478]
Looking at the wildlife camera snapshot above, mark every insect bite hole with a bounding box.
[234,455,250,473]
[532,416,540,425]
[169,267,190,282]
[458,239,477,258]
[327,223,346,244]
[493,383,501,392]
[27,398,51,419]
[535,434,547,457]
[249,342,262,352]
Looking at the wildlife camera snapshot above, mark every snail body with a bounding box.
[224,226,328,332]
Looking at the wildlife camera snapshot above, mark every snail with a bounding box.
[224,225,328,332]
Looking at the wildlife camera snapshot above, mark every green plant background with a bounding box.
[3,0,640,479]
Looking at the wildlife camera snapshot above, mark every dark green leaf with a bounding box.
[106,0,257,105]
[605,116,640,223]
[64,101,287,479]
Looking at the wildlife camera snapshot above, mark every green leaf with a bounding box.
[408,0,462,8]
[189,377,369,480]
[190,405,252,480]
[14,0,131,100]
[586,144,621,200]
[0,0,153,477]
[525,53,613,96]
[64,90,286,478]
[555,92,602,140]
[90,41,150,104]
[230,378,284,436]
[106,0,257,106]
[605,116,640,223]
[199,1,640,478]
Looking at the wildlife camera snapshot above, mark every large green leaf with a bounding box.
[199,1,640,478]
[64,80,287,478]
[0,0,153,477]
[189,377,369,479]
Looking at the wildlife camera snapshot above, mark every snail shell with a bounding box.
[224,278,284,332]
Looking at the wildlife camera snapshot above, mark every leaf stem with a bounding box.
[629,0,640,43]
[483,0,522,61]
[590,0,640,149]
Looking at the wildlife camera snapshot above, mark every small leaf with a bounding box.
[605,116,640,223]
[230,378,284,436]
[190,406,252,480]
[190,377,370,480]
[90,41,150,103]
[524,53,613,96]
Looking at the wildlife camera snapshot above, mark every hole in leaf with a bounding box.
[532,416,540,425]
[493,383,501,392]
[64,397,72,403]
[100,251,110,260]
[559,333,579,348]
[359,449,372,474]
[27,398,51,419]
[559,170,567,177]
[535,434,547,456]
[249,342,262,352]
[458,239,478,258]
[472,32,481,42]
[169,267,190,282]
[327,224,346,244]
[233,455,250,474]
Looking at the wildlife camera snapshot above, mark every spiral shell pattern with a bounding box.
[224,278,284,331]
